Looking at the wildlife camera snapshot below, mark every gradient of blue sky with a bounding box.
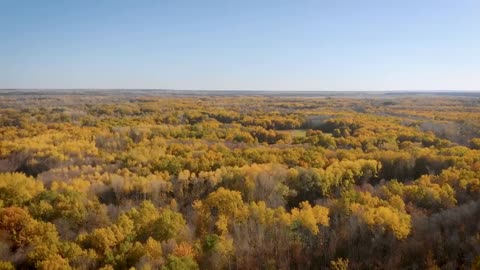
[1,0,479,90]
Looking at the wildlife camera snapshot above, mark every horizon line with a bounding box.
[1,89,480,92]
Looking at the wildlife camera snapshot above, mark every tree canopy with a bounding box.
[0,93,480,269]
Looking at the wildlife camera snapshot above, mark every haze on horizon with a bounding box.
[1,0,479,91]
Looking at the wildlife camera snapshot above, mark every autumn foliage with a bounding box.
[0,93,480,269]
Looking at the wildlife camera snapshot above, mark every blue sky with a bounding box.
[1,0,479,90]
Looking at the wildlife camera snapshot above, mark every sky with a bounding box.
[1,0,479,91]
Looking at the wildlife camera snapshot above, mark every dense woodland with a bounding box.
[1,92,480,270]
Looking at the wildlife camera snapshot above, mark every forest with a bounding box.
[0,91,480,270]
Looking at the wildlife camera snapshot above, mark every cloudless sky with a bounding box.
[1,0,479,90]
